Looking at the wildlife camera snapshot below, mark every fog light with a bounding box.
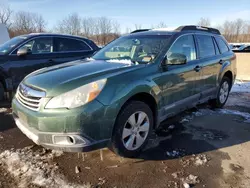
[53,135,75,145]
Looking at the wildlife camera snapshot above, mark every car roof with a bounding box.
[129,30,177,36]
[129,25,221,37]
[20,33,90,41]
[129,30,220,37]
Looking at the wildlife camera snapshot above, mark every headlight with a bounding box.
[45,79,107,109]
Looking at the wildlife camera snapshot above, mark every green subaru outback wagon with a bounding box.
[12,26,236,157]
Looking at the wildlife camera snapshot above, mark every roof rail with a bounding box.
[130,29,151,34]
[175,25,221,35]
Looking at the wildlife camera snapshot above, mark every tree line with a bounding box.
[1,5,250,45]
[198,17,250,43]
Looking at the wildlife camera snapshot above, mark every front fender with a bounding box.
[97,79,161,137]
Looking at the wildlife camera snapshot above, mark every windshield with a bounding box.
[93,35,171,64]
[0,36,28,54]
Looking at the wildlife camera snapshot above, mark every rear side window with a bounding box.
[215,37,229,54]
[196,35,215,58]
[167,35,196,62]
[54,37,91,52]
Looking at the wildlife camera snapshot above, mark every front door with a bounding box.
[157,34,201,120]
[5,37,54,89]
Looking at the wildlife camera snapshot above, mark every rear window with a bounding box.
[215,37,229,54]
[196,35,215,58]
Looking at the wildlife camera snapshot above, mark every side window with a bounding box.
[18,37,53,54]
[215,37,229,54]
[196,35,215,58]
[213,38,220,55]
[54,38,91,52]
[167,35,196,62]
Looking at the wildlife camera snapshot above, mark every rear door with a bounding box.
[6,36,54,89]
[53,37,95,64]
[158,34,201,119]
[195,34,220,100]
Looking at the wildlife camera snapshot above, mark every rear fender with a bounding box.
[218,60,231,86]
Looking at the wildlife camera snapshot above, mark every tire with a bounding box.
[0,82,4,101]
[111,101,153,158]
[210,76,231,108]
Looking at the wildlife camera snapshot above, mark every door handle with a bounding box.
[219,59,223,65]
[194,65,202,72]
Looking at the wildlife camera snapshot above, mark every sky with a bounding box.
[3,0,250,32]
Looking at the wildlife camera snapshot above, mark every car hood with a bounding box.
[24,59,145,97]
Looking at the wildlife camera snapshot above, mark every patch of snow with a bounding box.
[0,146,90,188]
[180,108,250,124]
[194,154,208,166]
[75,166,80,174]
[218,109,250,123]
[231,81,250,93]
[84,57,94,61]
[106,59,135,65]
[166,149,185,157]
[168,125,175,130]
[182,174,199,185]
[183,183,190,188]
[0,108,7,113]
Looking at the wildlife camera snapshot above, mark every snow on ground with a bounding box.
[180,108,250,124]
[231,81,250,93]
[0,108,7,113]
[0,146,90,188]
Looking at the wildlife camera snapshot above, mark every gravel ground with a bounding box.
[0,83,250,188]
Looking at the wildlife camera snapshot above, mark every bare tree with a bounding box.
[197,17,211,27]
[134,24,142,30]
[0,4,13,28]
[234,19,245,41]
[125,27,132,34]
[112,20,120,35]
[154,22,168,28]
[97,17,113,45]
[11,11,47,35]
[82,17,96,38]
[55,13,82,35]
[34,14,47,32]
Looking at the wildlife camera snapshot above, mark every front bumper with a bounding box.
[13,112,109,152]
[12,97,116,152]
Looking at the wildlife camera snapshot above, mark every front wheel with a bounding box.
[210,77,231,108]
[111,101,153,158]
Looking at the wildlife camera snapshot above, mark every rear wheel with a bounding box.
[111,101,153,157]
[210,76,231,108]
[0,82,4,101]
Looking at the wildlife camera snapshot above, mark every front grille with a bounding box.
[16,84,46,111]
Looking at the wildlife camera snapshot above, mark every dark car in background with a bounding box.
[0,33,99,100]
[232,45,250,52]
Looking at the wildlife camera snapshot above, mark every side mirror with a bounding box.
[165,53,187,65]
[17,47,31,56]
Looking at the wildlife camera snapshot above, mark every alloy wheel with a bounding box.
[219,81,229,104]
[122,111,150,151]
